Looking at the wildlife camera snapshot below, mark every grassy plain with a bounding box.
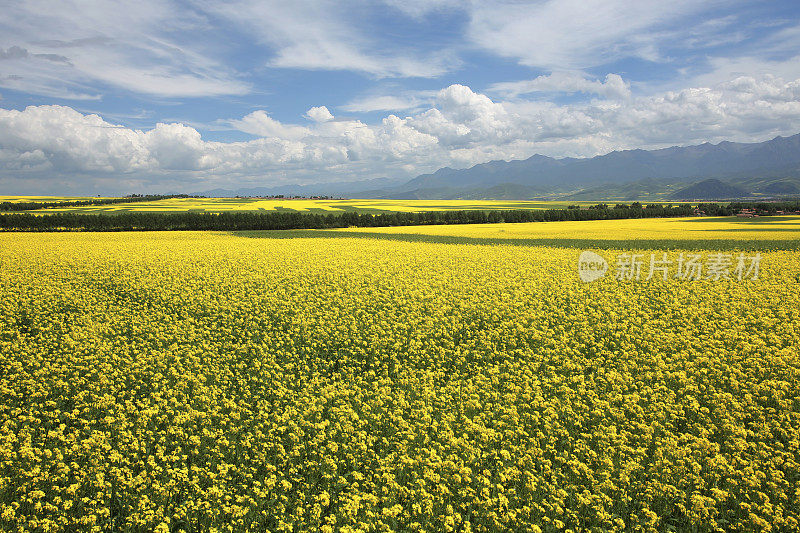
[1,216,798,531]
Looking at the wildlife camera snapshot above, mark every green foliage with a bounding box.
[0,205,701,232]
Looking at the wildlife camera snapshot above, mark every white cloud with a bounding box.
[490,72,631,100]
[0,1,464,101]
[466,0,730,69]
[306,106,334,123]
[408,85,514,148]
[0,0,250,98]
[0,106,150,172]
[0,0,794,104]
[3,74,800,193]
[341,95,426,113]
[0,45,70,63]
[202,0,455,78]
[690,54,800,90]
[380,0,463,18]
[229,110,312,140]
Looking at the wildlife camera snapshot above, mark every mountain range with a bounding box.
[197,133,800,201]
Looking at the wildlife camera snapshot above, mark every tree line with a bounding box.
[0,204,692,231]
[696,201,800,216]
[0,194,197,212]
[1,201,797,232]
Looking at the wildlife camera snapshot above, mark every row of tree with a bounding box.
[0,204,695,231]
[697,201,800,216]
[0,194,197,212]
[2,201,797,232]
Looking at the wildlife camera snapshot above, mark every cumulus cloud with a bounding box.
[0,104,438,188]
[3,74,800,193]
[306,106,334,123]
[490,72,631,100]
[229,110,312,140]
[408,85,513,148]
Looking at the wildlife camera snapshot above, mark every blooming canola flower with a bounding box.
[0,221,798,532]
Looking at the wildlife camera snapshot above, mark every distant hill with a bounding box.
[195,176,405,198]
[387,133,800,196]
[670,179,750,200]
[199,133,800,200]
[759,180,799,194]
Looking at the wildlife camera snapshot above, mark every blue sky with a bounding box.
[1,0,800,194]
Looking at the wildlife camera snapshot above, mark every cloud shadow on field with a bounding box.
[229,229,800,251]
[700,227,800,232]
[689,216,800,224]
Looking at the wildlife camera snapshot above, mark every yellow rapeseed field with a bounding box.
[0,196,110,204]
[10,198,592,215]
[1,218,798,532]
[330,216,800,243]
